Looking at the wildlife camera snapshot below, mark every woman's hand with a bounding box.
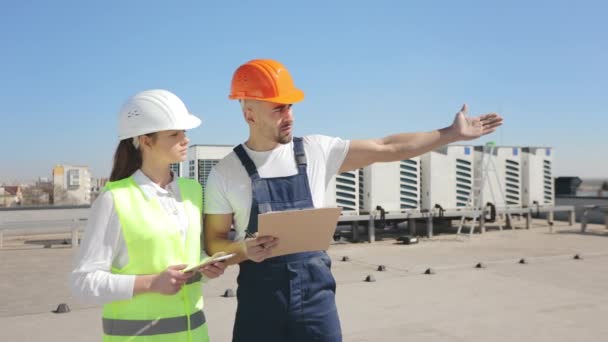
[198,261,227,279]
[149,264,193,295]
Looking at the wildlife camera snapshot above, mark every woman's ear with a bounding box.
[140,135,153,149]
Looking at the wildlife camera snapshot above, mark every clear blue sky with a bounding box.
[1,0,606,183]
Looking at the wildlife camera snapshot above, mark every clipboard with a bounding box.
[257,207,342,257]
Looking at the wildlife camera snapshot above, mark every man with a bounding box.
[204,59,503,342]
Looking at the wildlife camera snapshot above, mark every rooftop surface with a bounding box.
[1,219,607,341]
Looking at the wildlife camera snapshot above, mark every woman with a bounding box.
[70,89,226,341]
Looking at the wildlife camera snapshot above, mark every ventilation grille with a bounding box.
[169,163,181,177]
[505,159,521,205]
[188,160,195,178]
[400,159,419,209]
[455,158,472,207]
[543,159,553,203]
[335,171,358,212]
[358,169,364,209]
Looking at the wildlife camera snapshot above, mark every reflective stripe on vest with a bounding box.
[103,310,206,336]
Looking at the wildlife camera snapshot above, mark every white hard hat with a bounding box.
[118,89,201,140]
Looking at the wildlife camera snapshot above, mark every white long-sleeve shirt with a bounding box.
[69,170,206,305]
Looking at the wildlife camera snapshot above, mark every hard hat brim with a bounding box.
[267,88,304,104]
[117,112,202,140]
[175,112,202,130]
[229,88,304,104]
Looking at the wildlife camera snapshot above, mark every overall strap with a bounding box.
[233,144,268,232]
[233,144,259,180]
[292,137,307,174]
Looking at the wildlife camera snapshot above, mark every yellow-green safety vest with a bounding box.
[102,176,208,342]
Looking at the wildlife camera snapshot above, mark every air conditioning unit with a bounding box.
[522,147,554,206]
[474,146,523,208]
[358,158,420,213]
[325,170,359,216]
[421,145,475,210]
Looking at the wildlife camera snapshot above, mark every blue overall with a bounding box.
[232,137,342,342]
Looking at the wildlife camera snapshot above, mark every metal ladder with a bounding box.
[457,142,512,235]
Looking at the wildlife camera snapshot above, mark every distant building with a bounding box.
[575,178,608,197]
[53,164,91,205]
[555,177,582,196]
[0,185,22,207]
[20,181,51,206]
[90,177,109,202]
[91,177,109,192]
[554,177,608,198]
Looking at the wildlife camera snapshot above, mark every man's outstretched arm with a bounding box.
[340,104,503,172]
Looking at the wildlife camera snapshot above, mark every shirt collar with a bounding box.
[132,169,178,200]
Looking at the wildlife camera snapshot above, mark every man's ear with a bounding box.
[243,107,255,125]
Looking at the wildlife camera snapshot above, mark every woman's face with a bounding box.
[141,130,190,164]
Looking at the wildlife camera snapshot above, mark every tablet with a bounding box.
[183,253,236,273]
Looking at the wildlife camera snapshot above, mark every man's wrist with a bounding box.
[237,240,249,259]
[439,125,460,144]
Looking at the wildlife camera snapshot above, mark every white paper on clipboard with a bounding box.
[257,207,342,257]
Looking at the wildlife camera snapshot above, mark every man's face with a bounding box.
[246,100,294,145]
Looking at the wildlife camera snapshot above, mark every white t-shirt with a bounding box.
[204,135,350,240]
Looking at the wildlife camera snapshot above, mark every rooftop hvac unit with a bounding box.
[358,158,420,213]
[420,145,475,210]
[169,162,184,177]
[522,147,554,206]
[187,145,233,206]
[325,170,359,216]
[473,146,523,208]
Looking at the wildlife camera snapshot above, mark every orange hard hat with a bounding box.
[228,59,304,104]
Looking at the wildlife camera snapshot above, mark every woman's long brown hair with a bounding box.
[109,134,156,181]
